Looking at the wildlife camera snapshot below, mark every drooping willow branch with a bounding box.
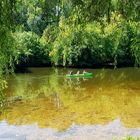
[0,0,17,102]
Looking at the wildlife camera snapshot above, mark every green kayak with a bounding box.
[66,73,93,77]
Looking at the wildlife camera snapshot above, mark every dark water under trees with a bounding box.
[0,68,140,140]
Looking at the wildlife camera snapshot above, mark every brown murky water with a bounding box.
[0,67,140,140]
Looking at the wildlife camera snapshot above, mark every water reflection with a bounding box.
[1,68,140,132]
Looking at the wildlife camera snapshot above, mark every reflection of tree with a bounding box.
[0,80,10,115]
[1,90,140,130]
[50,91,63,109]
[0,92,6,115]
[1,68,140,130]
[5,68,140,100]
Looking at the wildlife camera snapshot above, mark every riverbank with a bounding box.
[15,62,137,73]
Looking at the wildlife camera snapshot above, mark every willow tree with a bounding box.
[0,0,17,104]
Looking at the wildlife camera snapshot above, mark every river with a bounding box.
[0,67,140,140]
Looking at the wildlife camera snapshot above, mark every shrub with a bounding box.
[41,13,140,67]
[14,31,50,67]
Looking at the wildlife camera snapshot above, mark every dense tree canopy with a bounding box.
[0,0,140,70]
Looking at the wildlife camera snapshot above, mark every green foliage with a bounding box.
[8,0,140,68]
[0,0,17,76]
[122,137,140,140]
[41,13,140,67]
[129,21,140,66]
[0,28,16,74]
[14,0,70,35]
[0,0,17,104]
[14,31,50,66]
[0,0,140,76]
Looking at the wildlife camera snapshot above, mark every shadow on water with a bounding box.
[0,67,140,139]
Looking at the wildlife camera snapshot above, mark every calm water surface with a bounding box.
[0,68,140,140]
